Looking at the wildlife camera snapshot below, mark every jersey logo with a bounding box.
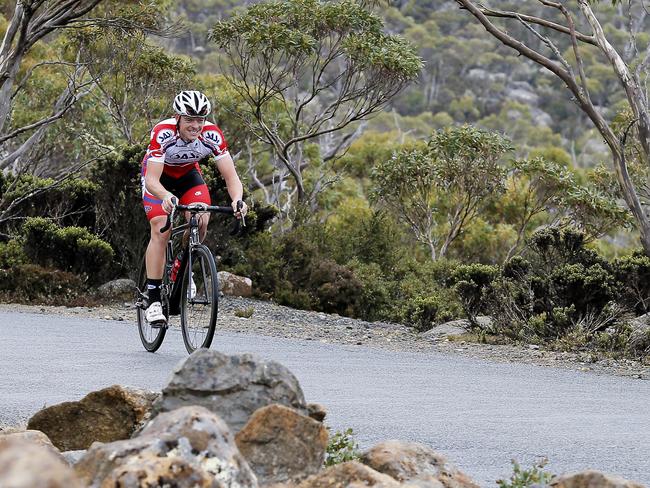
[144,205,152,213]
[157,130,174,144]
[204,131,222,146]
[194,191,202,196]
[173,153,198,160]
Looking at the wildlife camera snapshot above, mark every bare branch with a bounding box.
[473,3,597,46]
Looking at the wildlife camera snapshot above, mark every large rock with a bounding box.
[218,271,252,297]
[0,437,83,487]
[27,385,158,451]
[235,404,328,484]
[296,461,401,487]
[0,429,66,463]
[361,441,479,488]
[96,278,136,301]
[75,405,258,488]
[551,470,645,488]
[153,349,307,432]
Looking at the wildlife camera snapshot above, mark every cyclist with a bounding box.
[141,90,248,325]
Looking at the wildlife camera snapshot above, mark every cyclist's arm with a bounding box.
[145,162,175,213]
[216,153,243,203]
[144,162,169,200]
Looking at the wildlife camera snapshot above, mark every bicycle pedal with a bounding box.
[150,320,167,329]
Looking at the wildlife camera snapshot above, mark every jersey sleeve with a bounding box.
[144,122,176,165]
[201,122,229,160]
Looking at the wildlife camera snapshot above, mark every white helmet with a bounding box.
[173,90,211,117]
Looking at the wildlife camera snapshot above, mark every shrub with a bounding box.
[398,292,460,332]
[308,259,364,315]
[0,264,86,304]
[451,263,500,324]
[0,240,27,268]
[497,458,554,488]
[611,252,650,314]
[90,144,149,278]
[0,173,97,237]
[325,428,360,466]
[22,217,114,284]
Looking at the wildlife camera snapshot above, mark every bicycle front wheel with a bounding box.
[136,258,167,352]
[180,244,219,354]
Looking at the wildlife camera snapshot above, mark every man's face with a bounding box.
[177,115,205,141]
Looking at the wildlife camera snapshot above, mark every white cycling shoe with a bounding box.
[145,301,166,326]
[189,277,197,300]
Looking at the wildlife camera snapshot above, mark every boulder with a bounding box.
[153,349,308,432]
[361,441,479,488]
[422,316,493,339]
[96,278,136,301]
[0,429,65,462]
[551,470,645,488]
[235,404,328,484]
[27,385,158,451]
[296,461,401,487]
[75,405,258,487]
[0,438,83,487]
[306,402,327,422]
[219,271,252,297]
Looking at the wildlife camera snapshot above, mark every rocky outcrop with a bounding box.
[235,404,328,484]
[0,437,83,487]
[0,429,66,463]
[297,461,401,487]
[361,441,479,488]
[96,278,137,301]
[219,271,253,297]
[551,470,645,488]
[27,385,158,451]
[75,405,258,488]
[153,349,308,432]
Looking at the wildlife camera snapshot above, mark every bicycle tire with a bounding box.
[180,244,218,354]
[136,257,167,352]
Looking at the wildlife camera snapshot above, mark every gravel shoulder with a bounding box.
[1,296,648,381]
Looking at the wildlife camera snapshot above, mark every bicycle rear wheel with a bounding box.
[136,258,167,352]
[180,244,218,354]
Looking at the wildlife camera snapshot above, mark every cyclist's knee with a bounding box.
[149,217,170,242]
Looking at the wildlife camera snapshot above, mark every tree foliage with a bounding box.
[208,0,422,208]
[371,125,512,260]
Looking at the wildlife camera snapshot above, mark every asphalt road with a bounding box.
[1,311,649,486]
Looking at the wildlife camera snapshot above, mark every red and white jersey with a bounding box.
[142,118,229,178]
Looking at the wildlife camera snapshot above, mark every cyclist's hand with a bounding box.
[162,194,177,214]
[232,200,248,219]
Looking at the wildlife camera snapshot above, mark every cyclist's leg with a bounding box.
[178,167,212,241]
[142,192,171,322]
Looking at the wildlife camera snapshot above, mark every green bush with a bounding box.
[90,144,149,278]
[0,240,27,268]
[325,428,360,466]
[398,292,460,332]
[451,263,500,324]
[308,259,364,315]
[22,217,114,284]
[497,458,554,488]
[612,252,650,314]
[0,173,97,237]
[0,264,86,303]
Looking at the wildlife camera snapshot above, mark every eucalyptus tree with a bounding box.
[370,125,512,260]
[453,0,650,254]
[0,0,174,171]
[209,0,422,209]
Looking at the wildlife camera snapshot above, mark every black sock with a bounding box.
[146,279,163,303]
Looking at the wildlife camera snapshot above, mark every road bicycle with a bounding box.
[135,199,244,354]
